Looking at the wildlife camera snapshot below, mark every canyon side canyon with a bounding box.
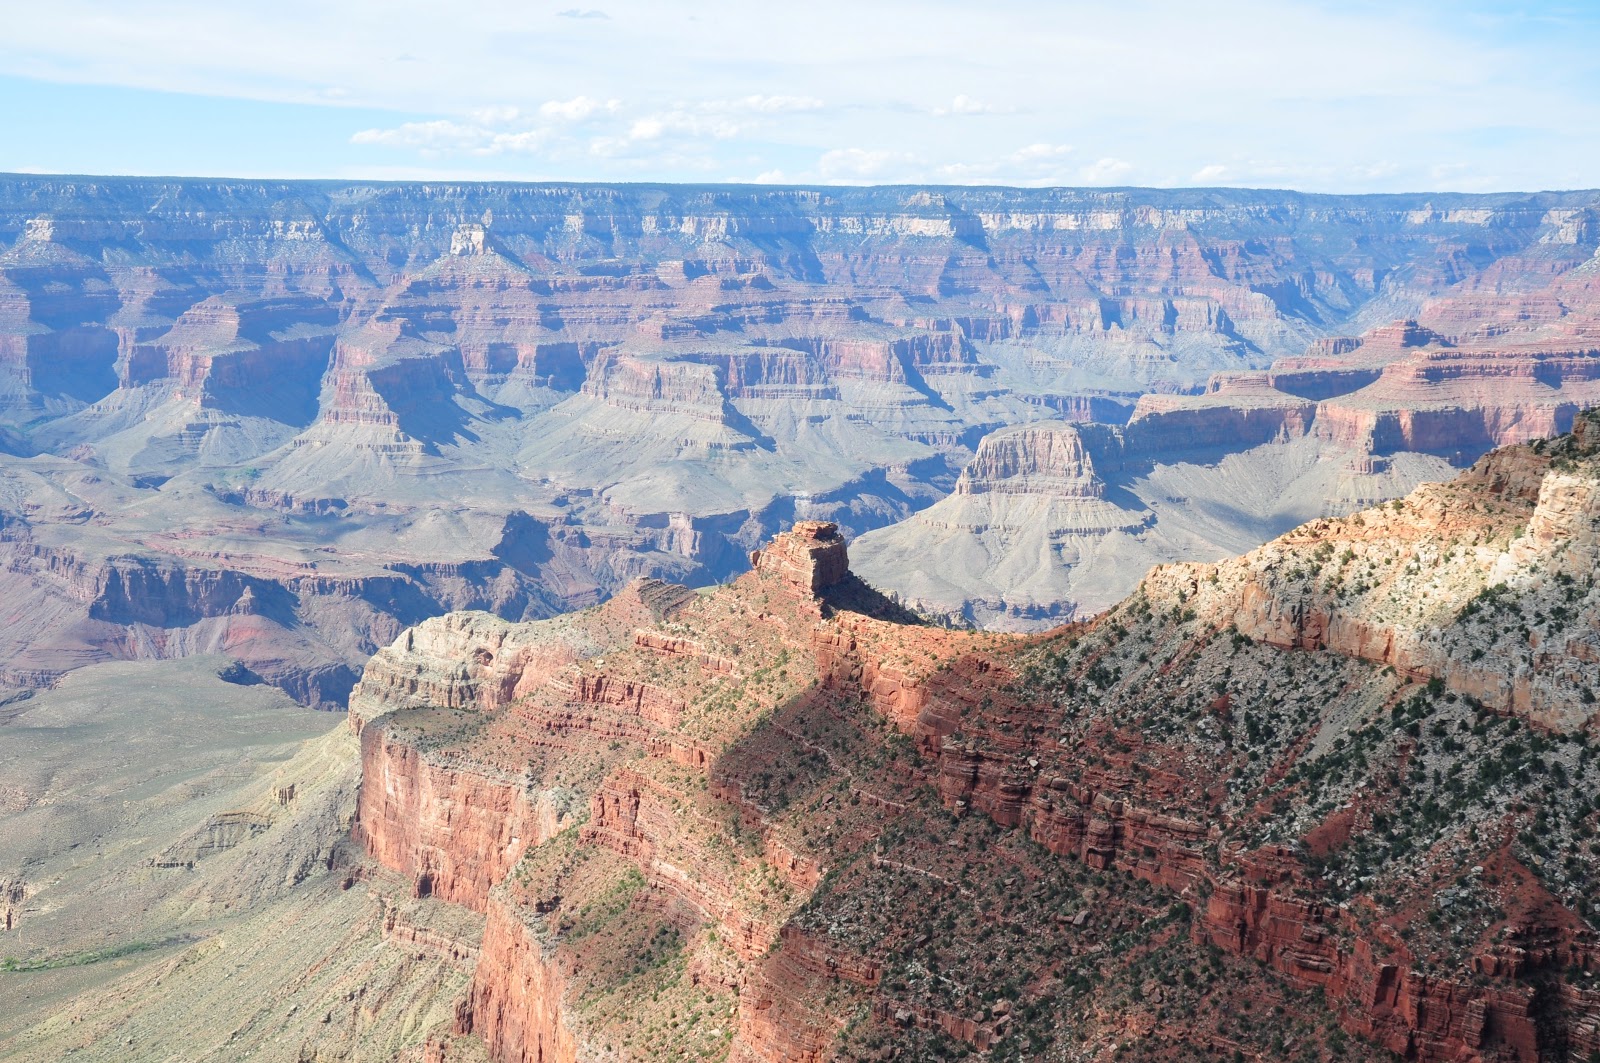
[3,179,1600,1061]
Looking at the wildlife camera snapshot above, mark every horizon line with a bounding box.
[3,171,1599,200]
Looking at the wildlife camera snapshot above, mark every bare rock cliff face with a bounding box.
[463,900,581,1063]
[748,520,849,595]
[353,728,554,910]
[954,421,1110,498]
[342,442,1600,1061]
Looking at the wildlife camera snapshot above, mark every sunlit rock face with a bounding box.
[750,520,850,594]
[341,419,1600,1061]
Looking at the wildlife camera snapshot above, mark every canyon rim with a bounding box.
[6,2,1600,1060]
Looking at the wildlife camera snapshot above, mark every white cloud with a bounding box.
[471,105,522,125]
[935,161,997,179]
[539,95,621,122]
[934,94,1008,116]
[587,135,629,158]
[351,120,489,151]
[1079,157,1135,184]
[1353,161,1401,181]
[713,95,824,114]
[487,130,545,154]
[546,95,825,161]
[354,95,627,159]
[753,169,787,183]
[628,117,664,141]
[1191,163,1229,183]
[818,148,920,181]
[623,108,746,143]
[14,0,1600,189]
[934,144,1075,185]
[350,119,550,156]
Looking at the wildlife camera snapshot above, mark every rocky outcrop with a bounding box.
[348,610,585,727]
[929,710,1590,1061]
[855,305,1600,628]
[954,420,1112,497]
[122,295,335,405]
[582,351,737,425]
[353,723,562,909]
[0,877,24,931]
[749,521,850,595]
[342,426,1600,1062]
[462,898,579,1063]
[1124,372,1318,454]
[849,422,1166,627]
[0,516,606,709]
[349,524,851,1060]
[1159,408,1600,731]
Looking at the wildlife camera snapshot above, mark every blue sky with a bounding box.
[1,1,1597,191]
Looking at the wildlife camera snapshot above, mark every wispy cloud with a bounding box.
[539,96,622,122]
[1079,157,1134,184]
[1010,143,1072,163]
[932,94,1010,116]
[709,95,824,114]
[5,1,1599,189]
[353,94,627,157]
[818,148,921,181]
[626,95,825,141]
[933,143,1075,185]
[350,119,547,155]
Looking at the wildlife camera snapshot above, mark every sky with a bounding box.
[1,1,1597,192]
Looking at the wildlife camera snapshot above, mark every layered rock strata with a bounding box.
[348,422,1600,1061]
[7,179,1600,703]
[854,315,1600,626]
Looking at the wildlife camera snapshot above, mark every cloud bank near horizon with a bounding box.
[2,1,1598,192]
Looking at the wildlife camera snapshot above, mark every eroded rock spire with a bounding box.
[749,520,849,595]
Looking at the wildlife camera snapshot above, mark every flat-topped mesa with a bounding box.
[1361,319,1454,351]
[956,421,1106,499]
[749,520,850,595]
[581,351,732,422]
